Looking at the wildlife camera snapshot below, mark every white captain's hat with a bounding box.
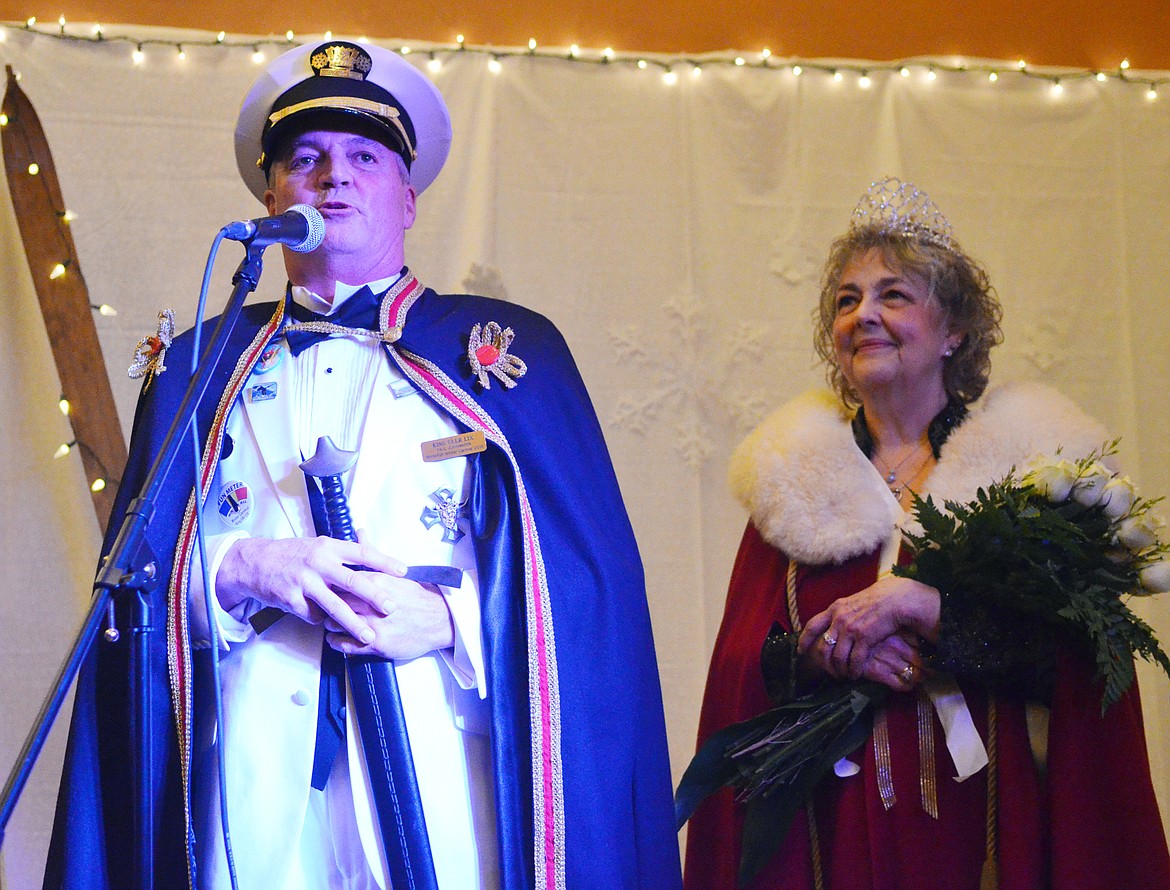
[235,40,452,201]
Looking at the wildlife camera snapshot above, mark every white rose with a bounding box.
[1022,459,1078,502]
[1071,461,1114,508]
[1099,475,1138,521]
[1116,512,1164,551]
[1138,559,1170,595]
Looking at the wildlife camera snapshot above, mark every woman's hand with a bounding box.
[797,575,941,681]
[801,627,927,690]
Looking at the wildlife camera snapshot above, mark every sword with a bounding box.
[300,435,440,890]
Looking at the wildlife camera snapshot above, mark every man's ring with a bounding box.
[899,664,915,683]
[823,632,837,647]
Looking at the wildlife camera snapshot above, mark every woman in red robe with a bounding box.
[683,178,1170,890]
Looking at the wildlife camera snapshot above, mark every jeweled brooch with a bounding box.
[467,321,527,390]
[129,309,175,383]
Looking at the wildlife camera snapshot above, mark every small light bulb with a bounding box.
[286,30,295,42]
[59,398,70,415]
[692,65,702,78]
[569,44,579,58]
[132,45,145,65]
[900,67,910,77]
[456,34,465,46]
[602,47,614,61]
[1017,59,1027,70]
[761,48,771,59]
[28,162,39,175]
[637,59,647,70]
[93,23,103,38]
[1051,79,1063,95]
[323,31,333,41]
[252,48,265,64]
[427,56,441,73]
[50,262,66,279]
[663,69,678,85]
[216,31,226,43]
[177,46,186,61]
[926,68,937,81]
[97,303,118,316]
[528,37,537,51]
[0,114,8,126]
[57,15,66,28]
[735,57,745,66]
[488,57,502,74]
[91,478,107,493]
[25,17,36,27]
[400,46,412,55]
[792,65,803,76]
[53,442,72,459]
[1147,86,1158,100]
[1096,72,1107,82]
[988,71,998,82]
[832,70,843,82]
[1121,59,1130,70]
[859,73,871,89]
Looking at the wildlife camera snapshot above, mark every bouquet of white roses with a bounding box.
[676,443,1170,884]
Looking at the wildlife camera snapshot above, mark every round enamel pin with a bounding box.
[253,342,285,374]
[217,481,253,527]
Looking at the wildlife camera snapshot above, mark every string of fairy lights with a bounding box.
[0,29,119,489]
[1,14,1167,487]
[3,15,1170,98]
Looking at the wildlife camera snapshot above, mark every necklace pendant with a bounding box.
[886,471,897,483]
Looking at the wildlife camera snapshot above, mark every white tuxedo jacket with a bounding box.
[185,332,494,889]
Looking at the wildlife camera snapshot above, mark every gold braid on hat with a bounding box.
[265,97,416,162]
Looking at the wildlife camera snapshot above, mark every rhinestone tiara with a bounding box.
[849,176,954,250]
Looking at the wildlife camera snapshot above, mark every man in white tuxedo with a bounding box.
[46,38,682,890]
[188,40,497,890]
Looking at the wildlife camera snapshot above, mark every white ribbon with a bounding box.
[925,675,988,780]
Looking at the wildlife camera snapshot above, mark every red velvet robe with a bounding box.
[684,523,1170,890]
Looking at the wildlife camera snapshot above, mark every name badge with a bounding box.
[421,430,487,462]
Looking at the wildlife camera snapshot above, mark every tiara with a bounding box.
[849,176,954,250]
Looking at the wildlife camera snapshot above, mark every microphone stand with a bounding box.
[0,239,271,890]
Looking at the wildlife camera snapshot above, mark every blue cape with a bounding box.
[44,282,682,889]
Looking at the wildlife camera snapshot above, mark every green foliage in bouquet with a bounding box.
[897,444,1170,712]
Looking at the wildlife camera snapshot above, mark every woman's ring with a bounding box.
[822,632,837,647]
[899,664,915,683]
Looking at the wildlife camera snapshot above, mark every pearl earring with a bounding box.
[943,346,954,357]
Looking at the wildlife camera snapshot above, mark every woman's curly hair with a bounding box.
[812,225,1004,408]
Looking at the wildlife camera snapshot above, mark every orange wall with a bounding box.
[1,1,1168,70]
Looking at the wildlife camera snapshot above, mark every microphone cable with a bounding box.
[190,228,241,890]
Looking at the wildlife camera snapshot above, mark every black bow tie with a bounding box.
[284,285,384,356]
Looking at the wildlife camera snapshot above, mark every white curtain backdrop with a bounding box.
[2,24,1169,886]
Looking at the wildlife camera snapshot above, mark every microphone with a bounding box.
[222,204,325,253]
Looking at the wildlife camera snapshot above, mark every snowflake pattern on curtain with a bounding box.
[606,299,772,467]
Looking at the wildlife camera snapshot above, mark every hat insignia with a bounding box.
[310,43,374,81]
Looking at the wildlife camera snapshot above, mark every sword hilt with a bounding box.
[300,436,359,543]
